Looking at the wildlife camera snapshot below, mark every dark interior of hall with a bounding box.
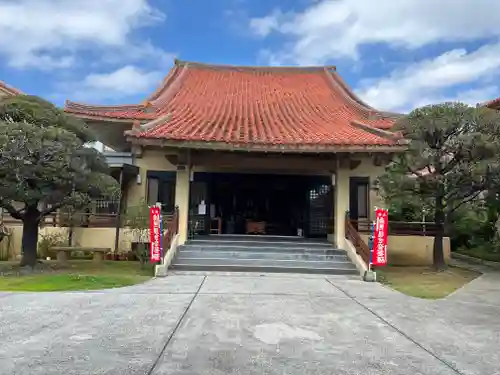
[189,172,333,238]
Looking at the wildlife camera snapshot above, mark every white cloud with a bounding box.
[249,10,284,37]
[357,44,500,112]
[69,66,164,101]
[0,0,165,69]
[250,0,500,111]
[250,0,500,65]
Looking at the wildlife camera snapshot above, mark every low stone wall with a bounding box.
[344,239,368,278]
[360,234,451,266]
[155,233,180,277]
[0,225,138,260]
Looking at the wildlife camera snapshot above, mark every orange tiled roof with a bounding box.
[0,80,22,96]
[66,60,403,149]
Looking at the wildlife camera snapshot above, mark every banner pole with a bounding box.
[157,203,163,264]
[369,205,379,272]
[368,220,374,272]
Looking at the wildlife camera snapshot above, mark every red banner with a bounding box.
[150,206,162,263]
[372,208,388,266]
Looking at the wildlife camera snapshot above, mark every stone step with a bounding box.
[172,235,358,276]
[177,250,350,262]
[172,257,357,269]
[179,244,343,254]
[170,263,358,275]
[192,235,317,243]
[187,240,334,249]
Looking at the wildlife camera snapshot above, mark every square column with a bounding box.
[334,167,350,249]
[175,169,190,245]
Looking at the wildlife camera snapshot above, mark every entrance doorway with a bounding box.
[189,172,332,238]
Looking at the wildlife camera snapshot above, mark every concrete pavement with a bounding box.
[0,271,499,375]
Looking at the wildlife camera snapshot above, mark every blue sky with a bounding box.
[1,0,500,112]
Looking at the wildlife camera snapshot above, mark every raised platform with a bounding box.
[170,235,358,275]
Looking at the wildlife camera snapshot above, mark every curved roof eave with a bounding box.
[0,81,23,96]
[125,134,407,153]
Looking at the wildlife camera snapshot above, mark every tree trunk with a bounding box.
[433,194,446,270]
[68,226,73,246]
[483,191,500,242]
[20,207,40,268]
[68,206,74,246]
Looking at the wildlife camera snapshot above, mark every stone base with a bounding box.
[92,252,104,263]
[56,251,69,266]
[363,270,377,282]
[155,264,168,277]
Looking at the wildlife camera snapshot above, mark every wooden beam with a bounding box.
[126,136,408,153]
[177,149,189,166]
[190,151,337,172]
[131,144,143,158]
[349,159,362,170]
[372,153,393,166]
[165,154,179,165]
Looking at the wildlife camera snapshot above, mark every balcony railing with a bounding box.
[57,198,121,228]
[0,199,122,228]
[350,219,443,236]
[344,218,444,268]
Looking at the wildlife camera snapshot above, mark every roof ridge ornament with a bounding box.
[174,60,337,72]
[142,100,156,114]
[127,113,173,135]
[350,120,407,144]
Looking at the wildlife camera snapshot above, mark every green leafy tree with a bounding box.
[378,161,434,222]
[124,200,151,267]
[377,102,500,269]
[0,95,119,267]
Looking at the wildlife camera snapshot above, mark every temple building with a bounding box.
[64,60,407,249]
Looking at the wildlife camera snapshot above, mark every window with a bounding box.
[147,178,160,206]
[357,183,369,218]
[158,181,176,213]
[349,177,370,220]
[146,171,176,213]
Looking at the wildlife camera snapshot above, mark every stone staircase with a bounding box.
[170,235,359,275]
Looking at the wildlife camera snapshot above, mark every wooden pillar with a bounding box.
[334,167,350,248]
[175,168,191,245]
[113,169,125,254]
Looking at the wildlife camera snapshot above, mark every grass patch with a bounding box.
[455,247,500,263]
[376,266,481,299]
[0,261,154,292]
